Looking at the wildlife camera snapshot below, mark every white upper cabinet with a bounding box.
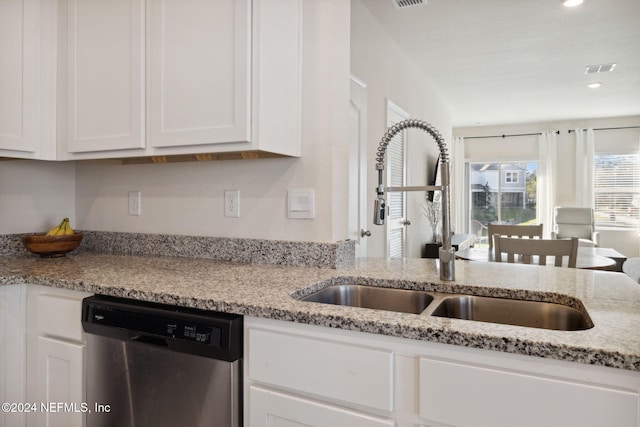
[65,0,145,153]
[0,0,56,159]
[0,0,301,161]
[147,0,250,149]
[0,0,37,153]
[62,0,301,160]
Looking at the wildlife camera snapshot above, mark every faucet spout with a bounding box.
[373,119,455,281]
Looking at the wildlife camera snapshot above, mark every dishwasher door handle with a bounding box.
[130,334,169,348]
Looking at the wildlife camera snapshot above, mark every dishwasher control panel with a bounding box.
[87,305,222,346]
[82,295,243,361]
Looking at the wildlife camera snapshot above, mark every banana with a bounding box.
[62,219,75,235]
[45,219,64,236]
[46,218,74,236]
[45,224,61,236]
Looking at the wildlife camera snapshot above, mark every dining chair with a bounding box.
[622,258,640,284]
[487,223,544,250]
[470,220,489,246]
[493,235,579,268]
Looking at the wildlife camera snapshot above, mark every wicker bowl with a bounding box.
[22,233,84,257]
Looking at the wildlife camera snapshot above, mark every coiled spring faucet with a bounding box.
[373,119,455,281]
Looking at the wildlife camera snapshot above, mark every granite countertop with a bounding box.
[1,252,640,371]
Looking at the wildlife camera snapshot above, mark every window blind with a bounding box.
[388,228,404,258]
[594,153,640,228]
[388,136,405,221]
[386,100,408,258]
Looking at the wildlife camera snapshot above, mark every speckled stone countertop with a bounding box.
[1,253,639,371]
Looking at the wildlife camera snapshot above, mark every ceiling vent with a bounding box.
[585,63,617,74]
[390,0,427,9]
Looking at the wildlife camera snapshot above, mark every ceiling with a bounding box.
[360,0,640,128]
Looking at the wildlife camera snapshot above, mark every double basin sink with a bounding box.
[296,283,593,331]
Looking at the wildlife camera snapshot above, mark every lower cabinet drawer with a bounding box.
[419,357,639,427]
[248,328,394,412]
[34,291,89,342]
[249,386,394,427]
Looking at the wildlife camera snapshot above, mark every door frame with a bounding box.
[349,75,369,258]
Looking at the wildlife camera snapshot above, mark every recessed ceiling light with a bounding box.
[587,82,602,89]
[562,0,584,7]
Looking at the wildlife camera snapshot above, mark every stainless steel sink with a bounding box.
[428,295,592,331]
[296,283,593,331]
[300,284,434,314]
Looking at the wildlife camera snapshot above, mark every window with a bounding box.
[594,153,640,229]
[505,171,519,183]
[469,162,538,246]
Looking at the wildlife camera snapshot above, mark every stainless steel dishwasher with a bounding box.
[82,295,242,427]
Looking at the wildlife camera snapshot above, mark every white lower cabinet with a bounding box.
[245,317,640,427]
[26,286,92,427]
[248,328,394,412]
[246,320,396,426]
[249,386,394,427]
[32,337,85,427]
[419,357,639,427]
[0,285,27,427]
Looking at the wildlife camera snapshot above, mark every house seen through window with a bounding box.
[469,162,538,246]
[505,171,519,183]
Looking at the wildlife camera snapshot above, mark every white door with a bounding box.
[147,0,251,148]
[0,285,27,427]
[386,101,410,258]
[66,0,145,153]
[349,76,369,258]
[249,386,395,427]
[32,337,85,427]
[0,0,38,154]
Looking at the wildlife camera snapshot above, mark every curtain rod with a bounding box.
[568,125,640,133]
[463,130,560,140]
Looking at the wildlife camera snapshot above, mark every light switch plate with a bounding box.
[288,188,315,219]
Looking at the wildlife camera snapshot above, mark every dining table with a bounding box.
[455,247,617,270]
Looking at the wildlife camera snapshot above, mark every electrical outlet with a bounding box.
[128,191,141,216]
[224,190,240,218]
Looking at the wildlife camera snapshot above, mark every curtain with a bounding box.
[575,128,595,207]
[538,132,557,238]
[451,136,466,233]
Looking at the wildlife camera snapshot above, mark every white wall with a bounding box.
[351,0,453,259]
[455,115,640,258]
[73,1,351,243]
[0,161,75,234]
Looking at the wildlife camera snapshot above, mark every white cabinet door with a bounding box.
[147,0,250,148]
[65,0,145,153]
[26,286,92,427]
[249,386,395,427]
[32,337,85,427]
[0,0,38,154]
[248,327,394,412]
[0,285,27,427]
[246,317,640,427]
[419,357,639,427]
